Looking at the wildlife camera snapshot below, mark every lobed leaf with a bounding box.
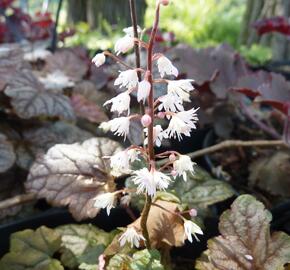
[4,70,75,120]
[196,195,290,270]
[0,226,63,270]
[25,137,123,221]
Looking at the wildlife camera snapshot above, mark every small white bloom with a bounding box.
[123,26,142,37]
[92,53,106,67]
[144,125,165,147]
[164,108,199,140]
[93,192,116,216]
[114,35,135,55]
[109,149,139,176]
[114,69,139,89]
[173,155,195,181]
[131,168,171,197]
[137,80,151,103]
[245,254,253,261]
[39,70,75,91]
[157,56,178,78]
[99,117,130,139]
[183,220,203,243]
[167,79,194,102]
[158,93,184,112]
[119,227,145,248]
[103,92,131,116]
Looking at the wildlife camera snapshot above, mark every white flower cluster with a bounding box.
[92,17,202,248]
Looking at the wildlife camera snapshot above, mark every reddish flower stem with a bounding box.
[140,2,161,250]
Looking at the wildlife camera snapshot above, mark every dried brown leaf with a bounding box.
[249,151,290,197]
[196,195,290,270]
[25,137,124,221]
[4,70,75,120]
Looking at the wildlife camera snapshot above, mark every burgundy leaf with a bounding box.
[254,16,290,36]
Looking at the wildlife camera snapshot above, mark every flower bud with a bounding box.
[189,208,198,217]
[169,153,176,162]
[159,0,169,5]
[141,114,152,127]
[171,170,177,177]
[157,112,165,119]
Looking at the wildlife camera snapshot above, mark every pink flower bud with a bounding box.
[189,208,197,217]
[159,0,169,5]
[141,114,152,127]
[157,112,165,119]
[169,153,176,162]
[171,170,177,177]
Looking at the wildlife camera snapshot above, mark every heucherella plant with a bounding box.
[92,0,202,249]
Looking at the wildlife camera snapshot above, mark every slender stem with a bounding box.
[0,193,36,210]
[129,0,145,117]
[140,2,161,249]
[157,139,287,166]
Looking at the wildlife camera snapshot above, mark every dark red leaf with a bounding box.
[254,16,290,36]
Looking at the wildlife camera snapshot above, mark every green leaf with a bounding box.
[196,195,290,270]
[171,165,235,209]
[56,224,115,269]
[107,249,164,270]
[0,226,63,270]
[130,249,164,270]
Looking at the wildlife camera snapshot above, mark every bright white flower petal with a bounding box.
[157,56,178,78]
[167,79,194,102]
[92,53,106,67]
[158,93,184,112]
[144,125,165,147]
[109,149,139,176]
[119,227,145,248]
[131,168,171,197]
[164,108,199,141]
[123,26,142,37]
[114,69,139,89]
[173,155,195,181]
[184,220,203,243]
[104,92,131,115]
[114,35,135,55]
[99,117,130,140]
[137,80,151,103]
[93,192,116,216]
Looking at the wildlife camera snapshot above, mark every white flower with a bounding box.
[103,92,131,115]
[167,79,194,102]
[164,108,199,140]
[173,155,195,181]
[115,35,135,55]
[39,70,75,91]
[92,53,106,67]
[144,125,165,147]
[158,93,184,112]
[109,149,139,176]
[119,227,145,248]
[93,192,116,216]
[183,220,203,243]
[123,26,142,37]
[99,117,130,139]
[114,69,139,89]
[157,56,178,78]
[137,80,151,103]
[131,168,171,196]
